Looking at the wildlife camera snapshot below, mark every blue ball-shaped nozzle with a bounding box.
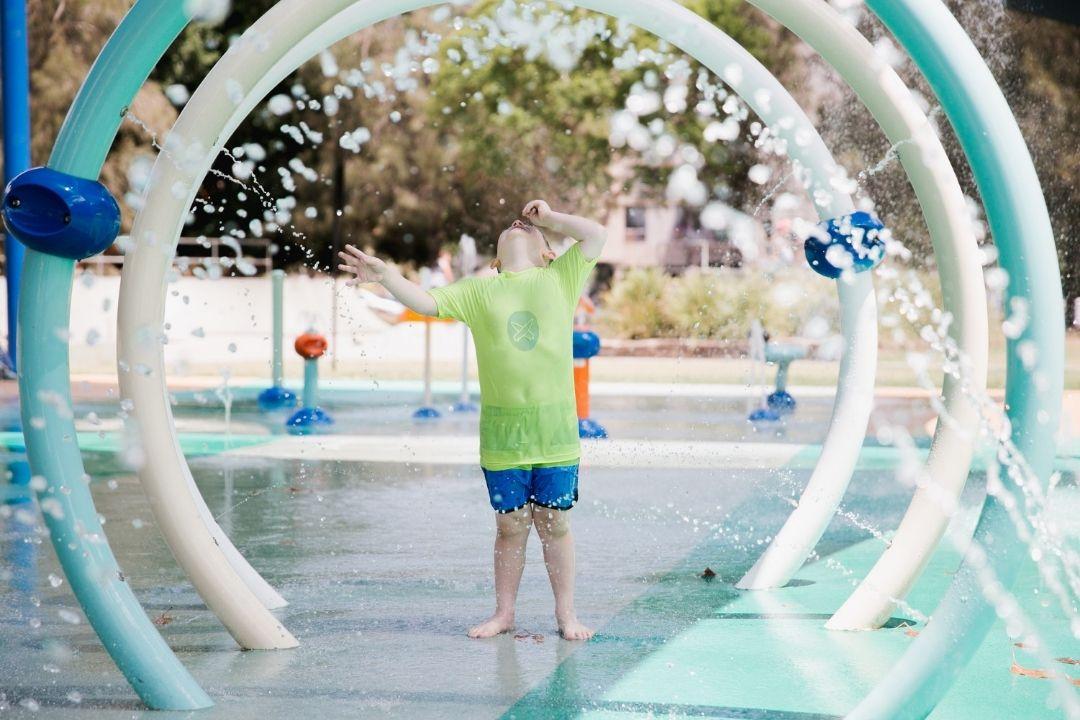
[766,390,797,415]
[805,211,887,279]
[2,167,121,260]
[748,407,782,423]
[578,418,608,439]
[258,386,297,412]
[572,330,601,360]
[413,406,442,420]
[286,406,333,435]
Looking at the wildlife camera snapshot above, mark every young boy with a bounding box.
[338,200,605,641]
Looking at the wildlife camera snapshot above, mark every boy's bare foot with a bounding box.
[557,616,594,641]
[468,614,515,639]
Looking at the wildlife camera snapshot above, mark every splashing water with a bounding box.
[213,369,234,448]
[95,5,1078,714]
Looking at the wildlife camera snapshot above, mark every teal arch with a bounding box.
[849,1,1064,717]
[15,0,210,710]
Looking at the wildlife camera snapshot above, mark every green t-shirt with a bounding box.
[429,243,597,470]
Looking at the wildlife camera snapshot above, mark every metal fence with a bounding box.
[73,236,275,276]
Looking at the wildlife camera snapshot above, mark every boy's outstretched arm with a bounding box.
[524,200,607,261]
[338,245,438,317]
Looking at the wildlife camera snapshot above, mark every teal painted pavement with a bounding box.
[502,440,1078,720]
[504,501,1077,720]
[0,431,272,457]
[3,438,1075,717]
[4,393,1075,716]
[788,440,1080,475]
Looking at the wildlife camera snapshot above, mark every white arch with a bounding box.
[740,0,987,628]
[116,0,980,643]
[118,0,878,643]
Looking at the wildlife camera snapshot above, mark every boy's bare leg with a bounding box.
[469,506,532,638]
[533,506,593,640]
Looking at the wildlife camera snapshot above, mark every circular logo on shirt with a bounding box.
[507,310,540,351]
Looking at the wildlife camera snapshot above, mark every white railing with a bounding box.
[74,236,275,275]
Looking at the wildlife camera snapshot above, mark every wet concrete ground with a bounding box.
[1,392,1076,718]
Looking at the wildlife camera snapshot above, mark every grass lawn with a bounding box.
[64,330,1080,390]
[308,330,1080,389]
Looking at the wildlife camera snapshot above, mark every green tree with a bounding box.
[149,0,804,271]
[825,2,1079,325]
[999,10,1079,325]
[430,0,799,220]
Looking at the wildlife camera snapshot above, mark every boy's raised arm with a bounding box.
[524,200,607,261]
[338,245,438,317]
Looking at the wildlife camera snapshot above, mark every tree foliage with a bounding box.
[430,0,795,214]
[4,0,1077,326]
[144,0,799,269]
[823,1,1080,322]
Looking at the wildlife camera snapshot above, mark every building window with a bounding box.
[675,206,704,233]
[625,206,646,240]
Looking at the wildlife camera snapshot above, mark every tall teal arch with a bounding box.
[849,1,1064,717]
[14,1,212,711]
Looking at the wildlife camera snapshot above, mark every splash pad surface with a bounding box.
[2,390,1076,718]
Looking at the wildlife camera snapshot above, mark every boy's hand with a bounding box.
[524,202,607,261]
[522,199,553,227]
[338,244,389,285]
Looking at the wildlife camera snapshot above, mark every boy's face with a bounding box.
[495,220,552,268]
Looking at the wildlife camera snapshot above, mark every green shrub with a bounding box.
[757,271,840,338]
[598,267,673,339]
[666,269,749,338]
[596,262,980,349]
[598,266,840,340]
